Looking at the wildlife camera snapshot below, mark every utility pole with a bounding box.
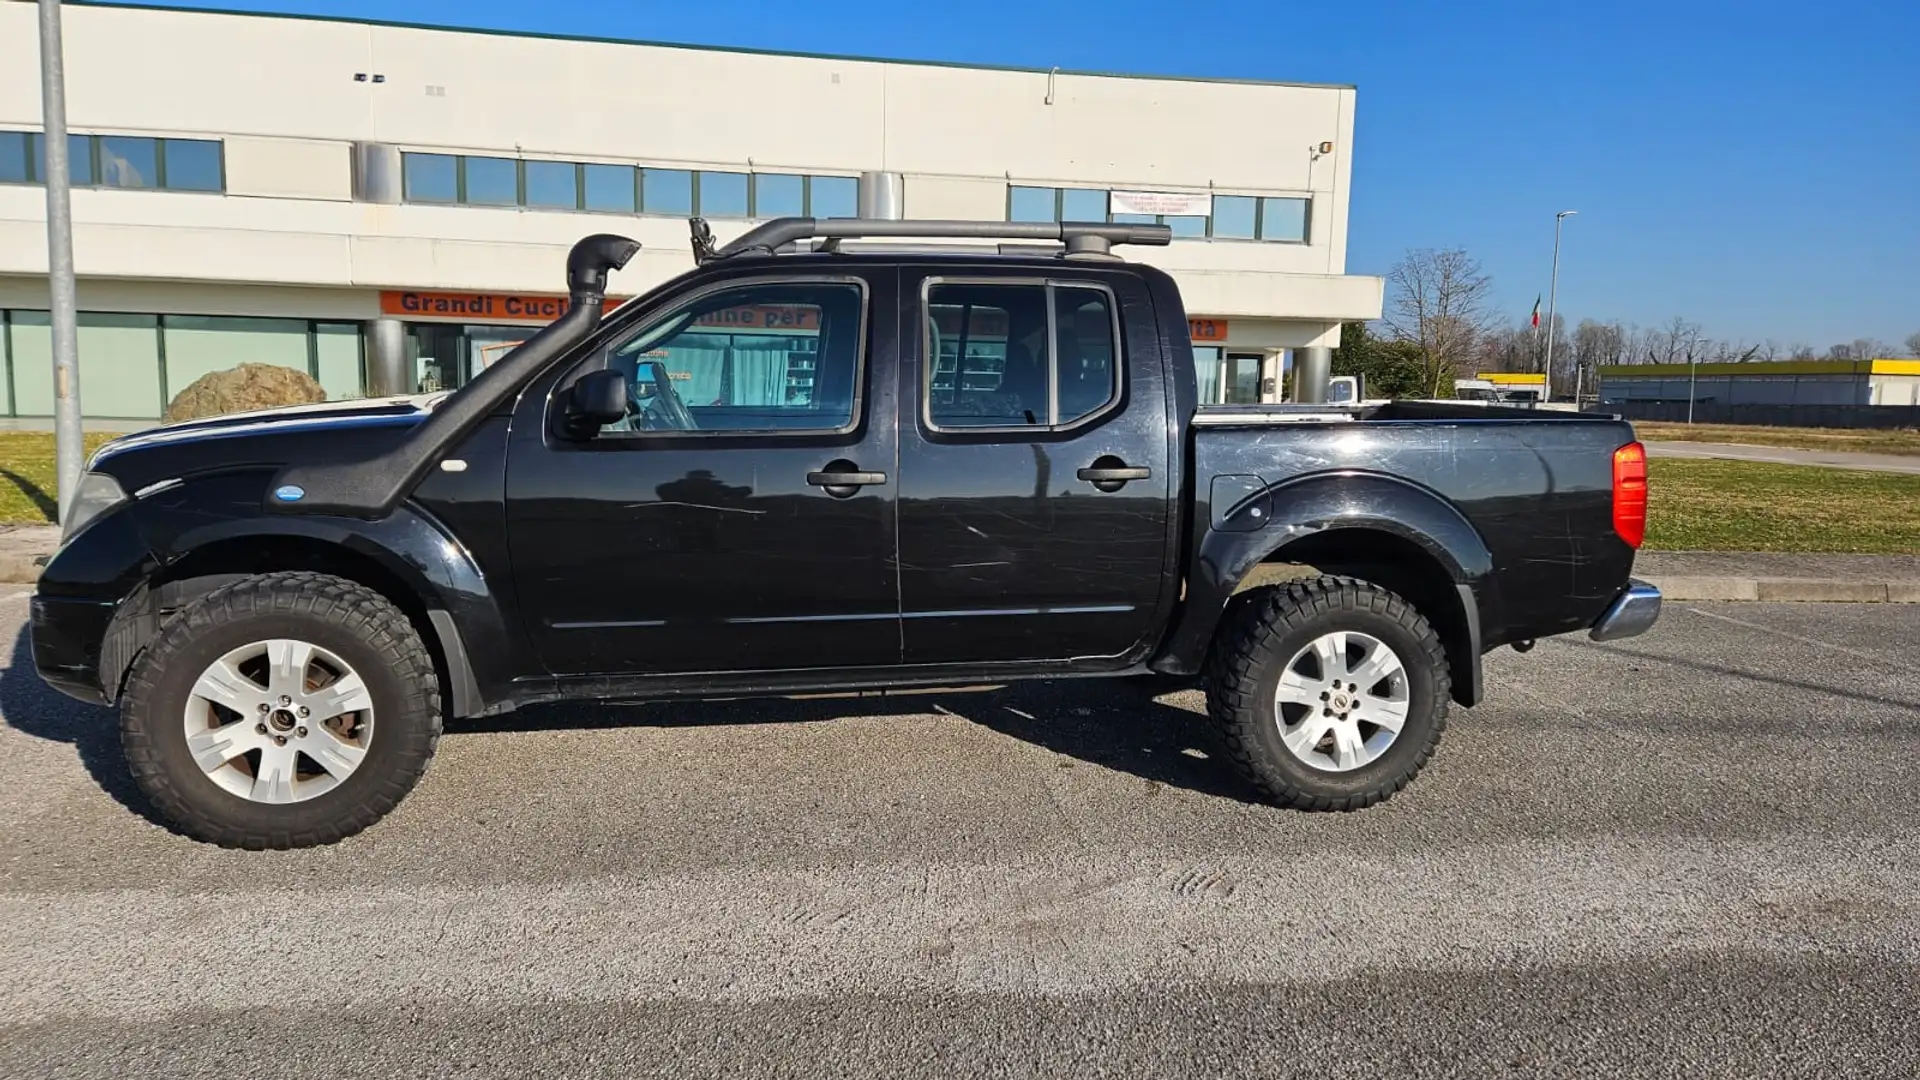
[1542,210,1576,405]
[38,0,84,526]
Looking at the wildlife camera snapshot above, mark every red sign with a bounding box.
[1189,318,1229,342]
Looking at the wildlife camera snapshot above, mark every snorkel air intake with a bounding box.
[266,233,639,518]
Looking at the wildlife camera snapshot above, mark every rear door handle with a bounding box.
[807,470,888,487]
[1077,466,1151,483]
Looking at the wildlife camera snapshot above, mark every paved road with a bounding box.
[2,587,1916,1078]
[1646,439,1920,474]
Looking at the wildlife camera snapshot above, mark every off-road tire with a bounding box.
[120,572,442,849]
[1204,575,1449,810]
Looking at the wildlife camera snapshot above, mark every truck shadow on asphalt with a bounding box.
[0,628,172,829]
[457,676,1264,804]
[0,623,1259,810]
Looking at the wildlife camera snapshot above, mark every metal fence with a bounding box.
[1603,401,1920,430]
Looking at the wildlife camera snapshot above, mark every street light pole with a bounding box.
[38,0,84,526]
[1542,209,1576,405]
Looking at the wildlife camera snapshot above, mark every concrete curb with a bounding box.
[1646,575,1920,604]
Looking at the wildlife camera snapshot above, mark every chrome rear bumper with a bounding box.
[1589,580,1662,642]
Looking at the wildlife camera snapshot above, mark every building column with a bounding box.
[1294,346,1332,404]
[858,171,903,220]
[366,317,408,398]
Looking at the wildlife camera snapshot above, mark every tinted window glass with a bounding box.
[1053,287,1117,423]
[926,283,1049,428]
[463,156,519,206]
[698,171,749,217]
[403,153,458,203]
[524,161,578,209]
[1008,186,1055,223]
[1212,195,1256,239]
[809,175,857,218]
[753,173,803,218]
[98,136,157,188]
[1110,212,1155,226]
[642,168,693,215]
[1165,215,1207,238]
[1260,197,1310,242]
[25,133,94,185]
[161,139,221,191]
[0,132,29,183]
[602,281,865,434]
[1060,188,1108,222]
[582,164,635,212]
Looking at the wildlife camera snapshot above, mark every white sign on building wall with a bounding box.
[1109,190,1213,217]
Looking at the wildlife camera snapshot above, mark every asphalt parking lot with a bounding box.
[2,588,1916,1079]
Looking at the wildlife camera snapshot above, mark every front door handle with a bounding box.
[807,460,888,498]
[1077,461,1151,492]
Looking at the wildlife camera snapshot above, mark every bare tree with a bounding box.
[1905,331,1920,358]
[1827,338,1893,361]
[1787,342,1819,362]
[1382,248,1497,397]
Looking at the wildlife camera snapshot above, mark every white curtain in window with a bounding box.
[727,347,790,406]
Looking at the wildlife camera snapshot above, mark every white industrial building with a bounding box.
[0,0,1382,424]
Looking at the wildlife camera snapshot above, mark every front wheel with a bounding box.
[1204,576,1450,810]
[119,572,443,849]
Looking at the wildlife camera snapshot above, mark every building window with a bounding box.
[754,173,805,218]
[160,139,223,192]
[1211,196,1257,240]
[0,132,26,184]
[698,171,750,218]
[98,136,158,189]
[809,175,858,218]
[402,152,458,203]
[924,281,1120,430]
[641,168,693,215]
[1,310,362,419]
[1008,186,1057,223]
[582,164,635,213]
[523,160,579,210]
[462,156,519,206]
[1061,188,1108,222]
[0,130,223,193]
[1260,197,1311,242]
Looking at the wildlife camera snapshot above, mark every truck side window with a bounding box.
[924,281,1119,430]
[599,280,866,435]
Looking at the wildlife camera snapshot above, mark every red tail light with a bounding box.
[1612,441,1648,548]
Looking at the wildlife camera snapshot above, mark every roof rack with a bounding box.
[693,216,1172,263]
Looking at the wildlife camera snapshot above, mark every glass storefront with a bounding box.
[405,323,530,393]
[1192,346,1267,405]
[0,310,365,420]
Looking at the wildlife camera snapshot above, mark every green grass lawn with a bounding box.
[1634,421,1920,457]
[1646,459,1920,553]
[0,432,119,525]
[1,433,1913,555]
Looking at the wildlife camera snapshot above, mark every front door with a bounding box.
[893,267,1174,666]
[1224,352,1263,404]
[505,270,900,676]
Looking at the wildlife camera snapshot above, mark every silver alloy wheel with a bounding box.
[182,639,376,804]
[1273,630,1410,772]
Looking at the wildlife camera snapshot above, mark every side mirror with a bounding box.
[564,369,628,436]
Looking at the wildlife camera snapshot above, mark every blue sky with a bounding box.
[113,0,1920,350]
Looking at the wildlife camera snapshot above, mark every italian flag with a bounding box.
[1530,295,1542,328]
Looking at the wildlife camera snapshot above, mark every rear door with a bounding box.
[505,268,901,676]
[893,266,1174,665]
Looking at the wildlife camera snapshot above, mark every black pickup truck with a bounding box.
[32,218,1660,848]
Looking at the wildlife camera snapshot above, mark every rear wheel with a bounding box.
[120,572,442,849]
[1204,576,1449,810]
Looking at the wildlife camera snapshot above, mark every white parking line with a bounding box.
[1683,605,1891,664]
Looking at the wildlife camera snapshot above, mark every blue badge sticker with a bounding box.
[274,485,306,503]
